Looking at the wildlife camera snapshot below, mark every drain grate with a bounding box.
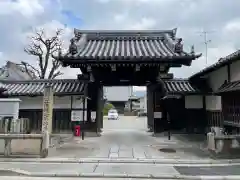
[159,148,176,153]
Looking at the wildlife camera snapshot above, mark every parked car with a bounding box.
[108,109,119,120]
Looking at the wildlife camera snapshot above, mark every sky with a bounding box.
[1,0,240,92]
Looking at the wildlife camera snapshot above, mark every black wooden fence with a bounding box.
[19,109,72,133]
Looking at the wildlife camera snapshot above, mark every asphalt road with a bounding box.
[175,165,240,176]
[1,162,240,177]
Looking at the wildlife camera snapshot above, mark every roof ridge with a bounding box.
[74,29,176,34]
[190,49,240,79]
[74,29,177,41]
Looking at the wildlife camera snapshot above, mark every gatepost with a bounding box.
[41,85,53,158]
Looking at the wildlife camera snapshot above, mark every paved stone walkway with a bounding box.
[49,116,210,160]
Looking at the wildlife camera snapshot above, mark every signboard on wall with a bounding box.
[91,111,96,122]
[42,86,53,134]
[154,112,162,118]
[71,110,87,121]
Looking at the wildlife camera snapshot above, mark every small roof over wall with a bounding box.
[0,78,200,96]
[0,79,86,96]
[164,79,201,95]
[58,29,201,66]
[190,49,240,79]
[216,80,240,94]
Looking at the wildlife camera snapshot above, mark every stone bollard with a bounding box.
[40,131,49,158]
[207,132,215,151]
[4,139,11,157]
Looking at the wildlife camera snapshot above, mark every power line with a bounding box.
[196,30,215,65]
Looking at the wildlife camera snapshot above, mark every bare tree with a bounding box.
[23,28,63,79]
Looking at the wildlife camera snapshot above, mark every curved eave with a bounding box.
[58,54,201,67]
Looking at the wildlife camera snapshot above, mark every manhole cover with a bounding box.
[159,148,176,153]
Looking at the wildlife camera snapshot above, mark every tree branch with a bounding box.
[51,71,64,79]
[24,28,64,79]
[16,61,41,79]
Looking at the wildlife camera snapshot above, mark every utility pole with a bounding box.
[197,30,215,65]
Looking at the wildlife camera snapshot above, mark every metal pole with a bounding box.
[167,112,171,140]
[82,83,87,140]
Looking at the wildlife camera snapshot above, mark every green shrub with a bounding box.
[103,102,114,115]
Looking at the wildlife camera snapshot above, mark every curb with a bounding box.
[16,172,240,180]
[2,168,240,179]
[1,158,240,164]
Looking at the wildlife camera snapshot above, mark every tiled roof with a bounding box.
[216,80,240,94]
[62,29,200,62]
[190,49,240,79]
[0,78,200,96]
[1,79,86,96]
[164,79,200,94]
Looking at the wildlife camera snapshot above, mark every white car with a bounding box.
[108,109,119,120]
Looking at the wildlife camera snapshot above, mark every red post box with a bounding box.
[74,125,81,136]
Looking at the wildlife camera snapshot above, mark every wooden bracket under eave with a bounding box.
[87,65,92,72]
[111,64,116,71]
[135,65,140,72]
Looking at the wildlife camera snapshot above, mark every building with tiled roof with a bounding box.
[189,48,240,134]
[0,79,87,133]
[0,61,37,81]
[56,28,206,133]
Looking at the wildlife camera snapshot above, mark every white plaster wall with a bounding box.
[230,60,240,82]
[144,95,147,112]
[139,97,144,109]
[18,95,87,110]
[185,95,203,109]
[0,98,20,120]
[104,86,132,102]
[208,66,228,91]
[206,95,222,110]
[139,95,147,112]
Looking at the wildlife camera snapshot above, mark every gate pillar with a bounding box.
[148,81,167,134]
[153,87,165,133]
[96,83,104,132]
[147,85,154,132]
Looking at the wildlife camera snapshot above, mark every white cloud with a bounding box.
[223,19,240,32]
[0,0,44,17]
[1,0,240,82]
[97,0,172,4]
[112,13,156,30]
[128,17,156,30]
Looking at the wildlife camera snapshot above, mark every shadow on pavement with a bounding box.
[153,132,211,159]
[175,165,240,176]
